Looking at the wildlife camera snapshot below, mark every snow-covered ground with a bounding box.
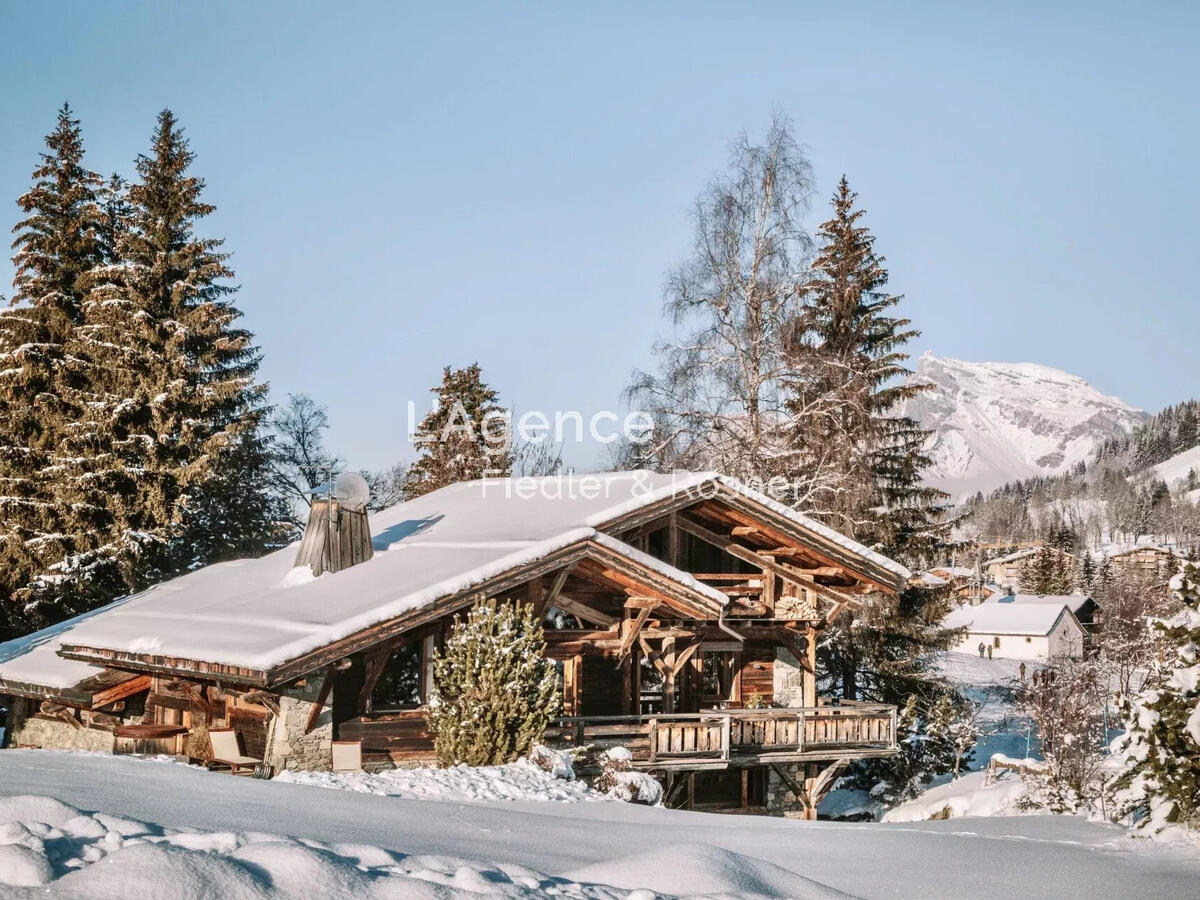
[1150,444,1200,490]
[0,751,1196,898]
[883,768,1033,824]
[275,755,600,804]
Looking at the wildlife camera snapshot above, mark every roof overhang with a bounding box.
[57,533,726,689]
[598,482,908,596]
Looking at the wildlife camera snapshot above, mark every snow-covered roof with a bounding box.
[1091,541,1187,562]
[985,593,1093,615]
[984,547,1043,567]
[944,602,1079,637]
[0,471,909,693]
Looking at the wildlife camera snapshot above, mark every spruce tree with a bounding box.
[427,599,560,766]
[0,104,104,634]
[783,179,962,806]
[32,109,279,617]
[404,363,510,499]
[1112,564,1200,834]
[785,178,957,697]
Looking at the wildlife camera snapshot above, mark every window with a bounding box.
[369,642,422,710]
[700,650,739,707]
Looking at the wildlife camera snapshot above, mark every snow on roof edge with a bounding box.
[714,475,912,582]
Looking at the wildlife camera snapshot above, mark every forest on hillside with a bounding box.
[960,400,1200,552]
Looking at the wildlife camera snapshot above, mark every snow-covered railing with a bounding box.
[547,705,897,768]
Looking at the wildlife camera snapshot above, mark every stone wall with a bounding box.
[264,677,334,772]
[765,763,809,817]
[773,647,806,708]
[7,700,117,753]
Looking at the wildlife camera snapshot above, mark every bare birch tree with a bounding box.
[625,115,814,487]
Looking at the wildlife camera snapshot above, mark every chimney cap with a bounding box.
[310,471,371,511]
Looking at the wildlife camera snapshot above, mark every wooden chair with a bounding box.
[208,728,266,776]
[331,740,362,772]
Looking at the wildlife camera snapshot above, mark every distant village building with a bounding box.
[943,602,1086,660]
[983,592,1098,630]
[0,471,910,818]
[1098,543,1188,584]
[984,546,1076,592]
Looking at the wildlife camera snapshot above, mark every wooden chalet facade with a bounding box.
[0,472,907,817]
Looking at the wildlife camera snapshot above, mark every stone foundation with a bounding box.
[264,678,334,772]
[7,700,117,753]
[765,762,810,817]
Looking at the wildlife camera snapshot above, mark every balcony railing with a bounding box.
[545,704,898,769]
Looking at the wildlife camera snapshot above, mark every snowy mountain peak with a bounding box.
[902,354,1148,499]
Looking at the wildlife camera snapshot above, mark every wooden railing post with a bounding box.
[648,717,659,763]
[721,714,731,762]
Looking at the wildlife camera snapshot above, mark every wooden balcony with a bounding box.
[544,704,898,771]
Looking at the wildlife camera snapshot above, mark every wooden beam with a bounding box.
[731,525,758,537]
[241,691,281,717]
[623,596,660,609]
[541,564,576,617]
[678,514,863,618]
[637,634,669,677]
[89,675,152,710]
[616,606,654,663]
[668,512,681,568]
[555,593,618,628]
[671,638,701,676]
[305,668,336,735]
[358,645,393,714]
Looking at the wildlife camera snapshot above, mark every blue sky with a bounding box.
[1,1,1196,471]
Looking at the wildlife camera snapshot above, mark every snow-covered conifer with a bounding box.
[404,364,510,499]
[1112,564,1200,833]
[427,599,560,766]
[0,104,104,633]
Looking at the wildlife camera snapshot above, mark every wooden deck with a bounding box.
[544,704,898,770]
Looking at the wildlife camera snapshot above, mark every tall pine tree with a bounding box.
[784,177,957,708]
[0,104,105,635]
[404,364,510,499]
[28,110,281,619]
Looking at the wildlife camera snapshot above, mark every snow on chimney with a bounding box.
[293,472,374,576]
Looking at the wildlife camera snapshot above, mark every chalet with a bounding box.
[1098,543,1188,584]
[0,471,908,817]
[944,602,1086,660]
[984,546,1076,591]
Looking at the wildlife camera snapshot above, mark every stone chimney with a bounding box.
[293,473,374,576]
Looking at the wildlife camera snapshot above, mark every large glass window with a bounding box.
[370,642,422,710]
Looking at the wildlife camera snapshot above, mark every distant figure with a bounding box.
[978,642,986,658]
[1019,662,1027,682]
[987,644,993,660]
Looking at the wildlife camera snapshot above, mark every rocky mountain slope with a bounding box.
[901,354,1148,498]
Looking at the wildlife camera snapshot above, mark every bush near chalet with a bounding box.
[427,600,560,767]
[1112,564,1200,834]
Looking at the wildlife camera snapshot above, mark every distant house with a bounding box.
[984,546,1076,591]
[926,566,1000,603]
[943,602,1086,660]
[1098,543,1189,584]
[984,592,1098,630]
